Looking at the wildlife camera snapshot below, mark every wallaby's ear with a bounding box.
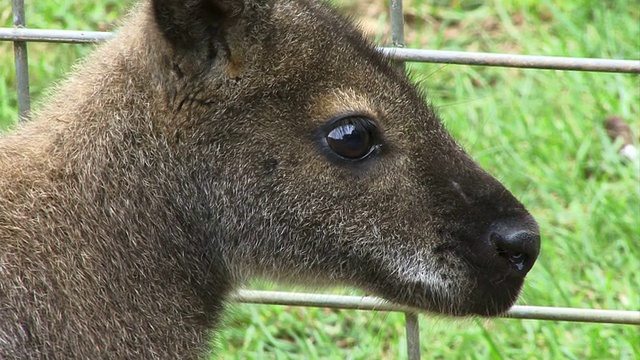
[152,0,245,49]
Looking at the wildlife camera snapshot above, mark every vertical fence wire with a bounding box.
[389,0,406,72]
[12,0,30,121]
[404,312,421,360]
[389,1,421,359]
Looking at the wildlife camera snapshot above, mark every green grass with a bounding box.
[1,0,639,358]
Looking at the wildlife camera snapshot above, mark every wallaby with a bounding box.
[0,0,541,358]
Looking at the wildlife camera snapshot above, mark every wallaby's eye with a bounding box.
[325,116,380,160]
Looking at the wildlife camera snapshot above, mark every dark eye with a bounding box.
[325,116,380,160]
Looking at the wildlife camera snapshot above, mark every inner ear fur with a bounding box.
[152,0,245,48]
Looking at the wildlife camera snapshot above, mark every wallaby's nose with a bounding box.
[489,219,540,275]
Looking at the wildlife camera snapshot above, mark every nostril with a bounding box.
[490,225,541,275]
[495,247,526,271]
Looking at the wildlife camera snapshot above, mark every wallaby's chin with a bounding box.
[413,278,523,317]
[368,261,526,317]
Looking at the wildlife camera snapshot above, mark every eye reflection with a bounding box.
[325,116,378,160]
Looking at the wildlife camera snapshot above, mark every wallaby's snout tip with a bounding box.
[489,219,540,276]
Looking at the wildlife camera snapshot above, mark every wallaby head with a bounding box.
[1,0,540,357]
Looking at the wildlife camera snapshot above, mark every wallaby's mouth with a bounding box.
[461,268,529,316]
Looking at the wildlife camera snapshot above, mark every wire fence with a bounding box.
[2,0,640,359]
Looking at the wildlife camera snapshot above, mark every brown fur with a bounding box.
[0,0,540,358]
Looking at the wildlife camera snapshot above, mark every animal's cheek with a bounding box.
[250,136,439,233]
[278,169,423,233]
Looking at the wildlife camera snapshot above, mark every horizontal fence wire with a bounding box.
[1,27,639,73]
[382,48,640,73]
[231,290,640,325]
[0,28,111,44]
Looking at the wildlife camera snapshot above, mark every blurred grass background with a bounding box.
[1,0,638,358]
